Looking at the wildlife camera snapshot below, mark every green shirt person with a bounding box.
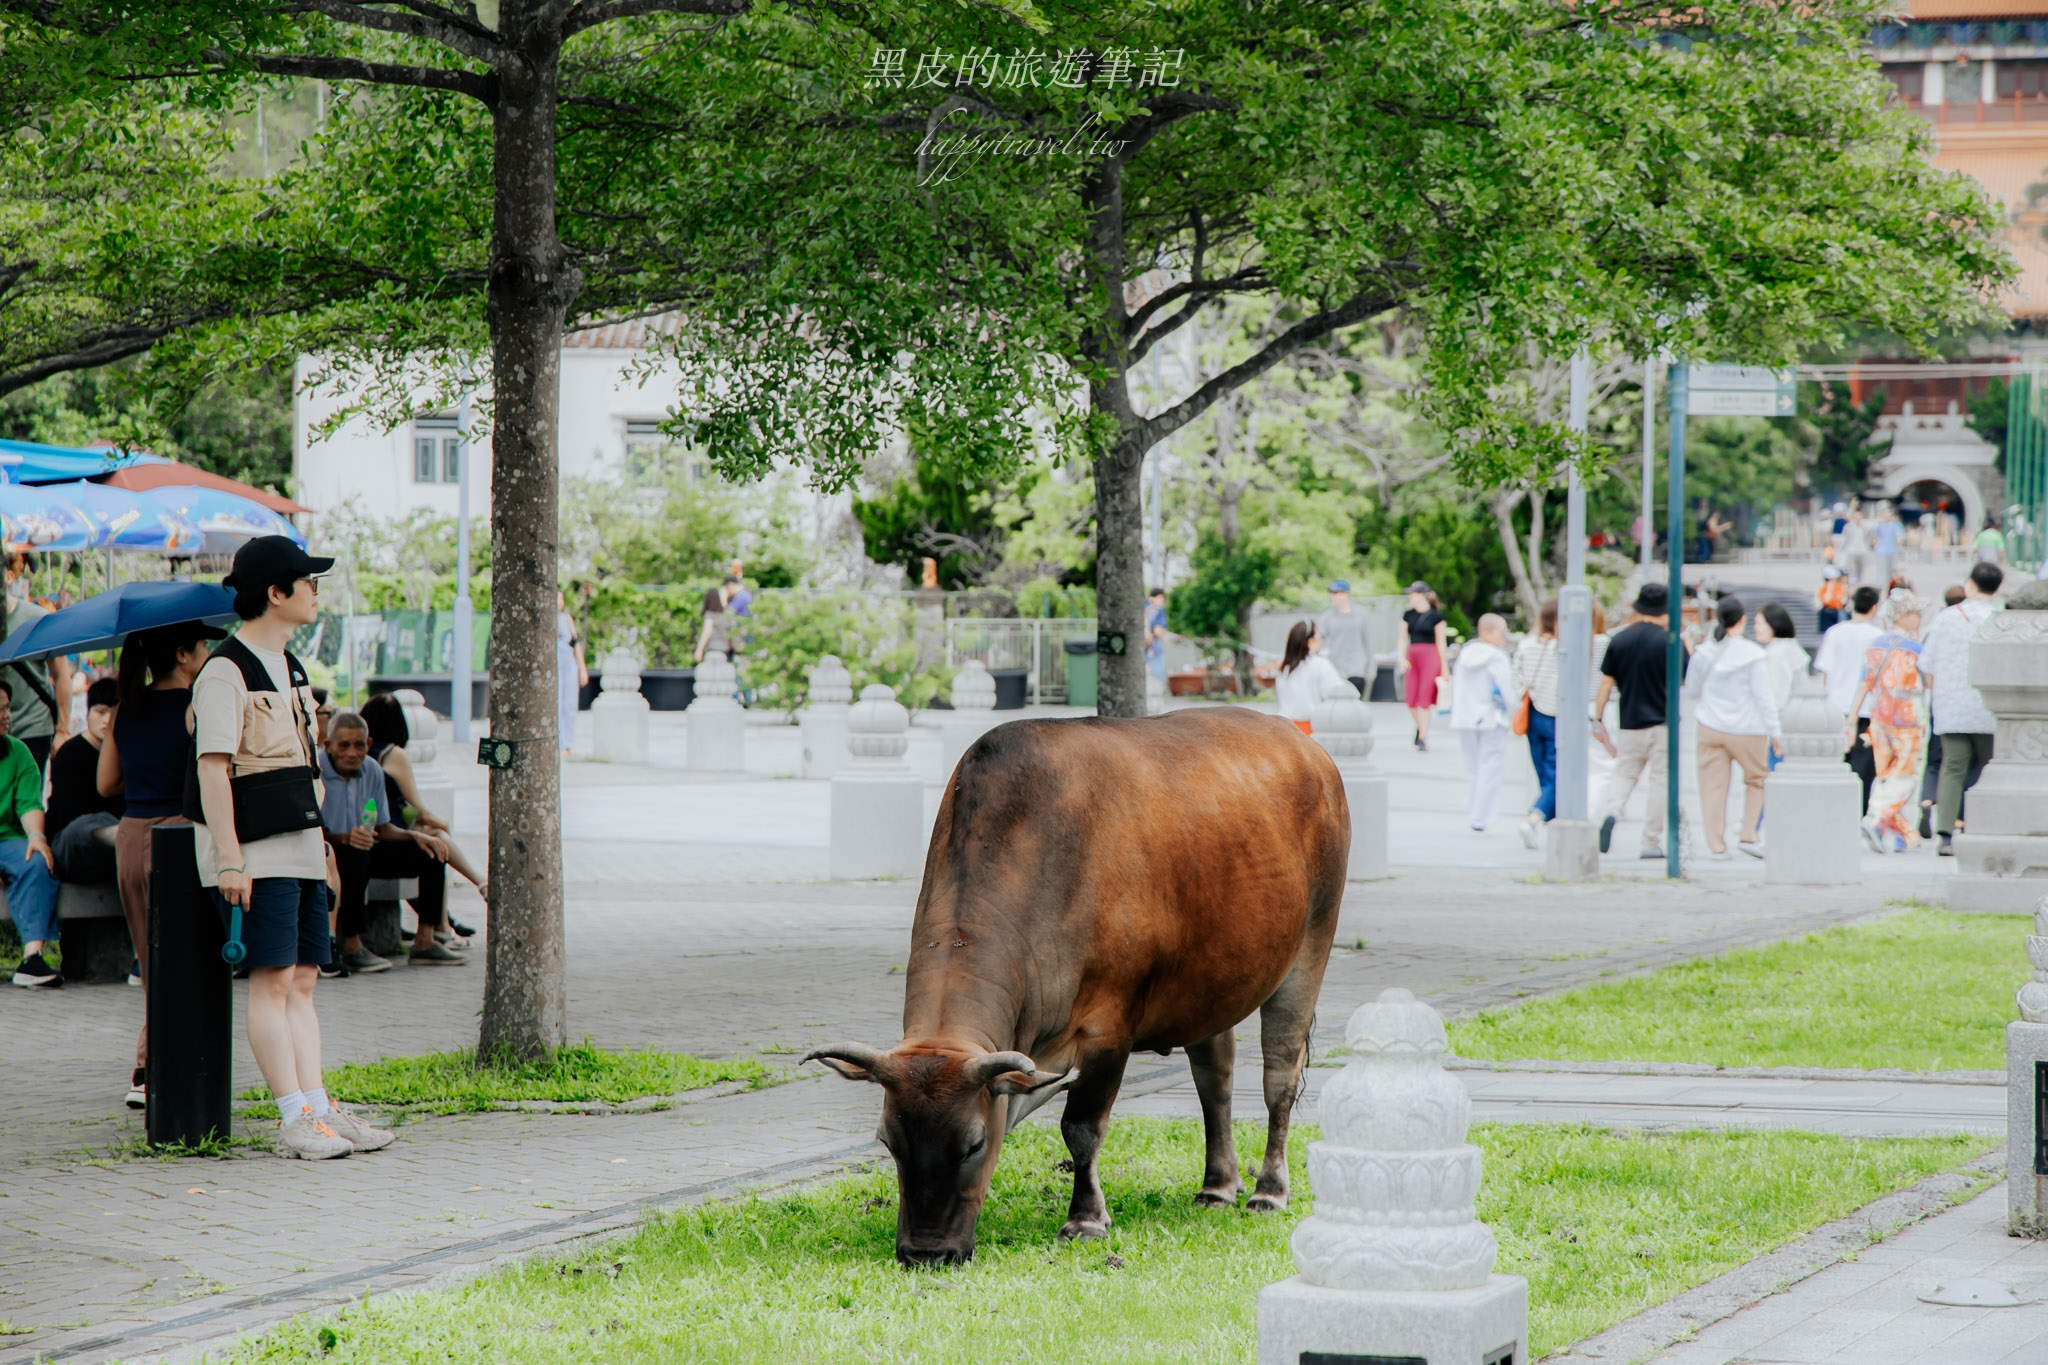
[1974,519,2007,565]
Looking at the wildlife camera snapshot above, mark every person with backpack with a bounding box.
[190,536,391,1159]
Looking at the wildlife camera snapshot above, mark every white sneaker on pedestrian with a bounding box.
[1707,849,1733,861]
[318,1104,394,1152]
[1736,841,1765,859]
[1518,818,1540,850]
[276,1107,352,1160]
[1859,819,1885,855]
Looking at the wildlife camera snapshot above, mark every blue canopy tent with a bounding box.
[0,484,99,551]
[57,482,202,553]
[0,439,160,485]
[142,485,306,551]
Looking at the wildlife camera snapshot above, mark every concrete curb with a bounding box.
[1543,1150,2007,1363]
[1442,1057,2006,1087]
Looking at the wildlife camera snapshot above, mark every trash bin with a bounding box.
[1062,639,1098,709]
[148,825,233,1149]
[990,667,1029,710]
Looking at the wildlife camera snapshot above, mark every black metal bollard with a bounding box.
[147,825,232,1149]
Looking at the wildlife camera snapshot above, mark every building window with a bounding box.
[624,419,703,484]
[1881,64,1922,105]
[1997,60,2048,99]
[414,417,461,484]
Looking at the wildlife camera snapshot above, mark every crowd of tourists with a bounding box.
[3,537,485,1160]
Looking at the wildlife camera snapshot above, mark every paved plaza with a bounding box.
[0,702,2019,1363]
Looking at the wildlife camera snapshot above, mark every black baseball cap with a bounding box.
[221,535,333,591]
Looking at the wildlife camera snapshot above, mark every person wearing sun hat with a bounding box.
[189,535,391,1160]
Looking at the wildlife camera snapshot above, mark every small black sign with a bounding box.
[1097,631,1127,657]
[477,737,517,770]
[2036,1061,2048,1176]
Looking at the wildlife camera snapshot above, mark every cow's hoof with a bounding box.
[1059,1217,1110,1241]
[1246,1192,1288,1213]
[1194,1186,1241,1208]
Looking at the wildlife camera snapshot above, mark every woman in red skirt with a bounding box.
[1398,582,1450,750]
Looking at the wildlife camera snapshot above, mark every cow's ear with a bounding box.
[990,1067,1076,1097]
[805,1044,892,1083]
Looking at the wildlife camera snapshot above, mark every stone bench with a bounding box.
[0,881,132,984]
[361,878,420,958]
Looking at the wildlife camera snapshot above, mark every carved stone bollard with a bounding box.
[591,647,651,765]
[1258,987,1527,1365]
[830,684,926,880]
[1312,688,1388,881]
[799,655,854,780]
[940,659,1003,779]
[1953,579,2048,912]
[1764,671,1860,885]
[2011,893,2048,1235]
[685,652,746,773]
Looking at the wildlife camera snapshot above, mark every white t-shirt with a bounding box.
[1813,618,1881,719]
[190,642,326,886]
[1276,654,1359,721]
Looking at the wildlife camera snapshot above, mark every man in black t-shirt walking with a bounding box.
[1591,583,1685,859]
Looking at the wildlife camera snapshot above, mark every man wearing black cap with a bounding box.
[1590,582,1683,859]
[191,536,390,1160]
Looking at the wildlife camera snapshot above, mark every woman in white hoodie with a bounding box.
[1685,595,1783,859]
[1275,620,1359,730]
[1450,613,1516,831]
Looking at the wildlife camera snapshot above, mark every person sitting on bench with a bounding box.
[47,677,123,886]
[319,710,466,970]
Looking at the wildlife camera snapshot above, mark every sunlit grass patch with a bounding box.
[220,1119,1990,1363]
[1451,907,2024,1072]
[239,1040,766,1115]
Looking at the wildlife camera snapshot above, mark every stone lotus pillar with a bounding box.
[1953,578,2048,912]
[685,652,746,773]
[1258,987,1526,1365]
[830,684,926,880]
[799,655,854,780]
[940,659,1002,780]
[1312,688,1388,881]
[2008,892,2048,1234]
[591,647,651,765]
[1764,671,1861,885]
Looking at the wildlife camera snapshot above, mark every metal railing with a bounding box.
[944,617,1097,706]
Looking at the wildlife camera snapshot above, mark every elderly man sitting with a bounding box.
[319,709,464,973]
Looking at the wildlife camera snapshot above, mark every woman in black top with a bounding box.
[99,620,219,1109]
[1397,582,1450,750]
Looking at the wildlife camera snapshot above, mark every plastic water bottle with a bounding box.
[360,798,378,830]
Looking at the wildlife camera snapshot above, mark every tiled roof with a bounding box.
[1905,0,2048,17]
[563,313,682,349]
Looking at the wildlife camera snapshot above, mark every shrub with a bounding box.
[737,591,953,713]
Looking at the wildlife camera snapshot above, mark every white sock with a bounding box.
[277,1090,306,1120]
[308,1088,331,1118]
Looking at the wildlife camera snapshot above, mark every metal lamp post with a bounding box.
[452,380,476,745]
[1546,351,1599,879]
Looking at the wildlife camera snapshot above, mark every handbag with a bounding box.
[1510,691,1532,736]
[181,638,324,843]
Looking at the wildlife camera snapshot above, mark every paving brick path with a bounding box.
[0,707,1974,1362]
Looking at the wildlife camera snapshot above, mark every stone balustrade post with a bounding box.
[1764,671,1861,885]
[940,659,1003,779]
[830,684,926,880]
[1953,579,2048,911]
[1258,987,1527,1364]
[591,647,651,765]
[1311,689,1388,881]
[799,655,854,780]
[2010,892,2048,1234]
[685,652,746,773]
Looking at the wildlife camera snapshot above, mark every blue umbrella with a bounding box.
[0,581,236,662]
[0,484,100,551]
[53,481,202,553]
[141,485,305,551]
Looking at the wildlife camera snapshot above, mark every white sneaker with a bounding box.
[276,1106,353,1160]
[318,1103,394,1152]
[1519,819,1540,850]
[1736,841,1765,859]
[1707,849,1733,861]
[1859,820,1886,854]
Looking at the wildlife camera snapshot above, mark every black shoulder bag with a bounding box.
[181,638,325,843]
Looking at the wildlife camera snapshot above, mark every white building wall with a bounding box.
[293,344,689,520]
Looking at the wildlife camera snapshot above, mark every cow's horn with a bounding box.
[804,1043,893,1081]
[968,1052,1039,1085]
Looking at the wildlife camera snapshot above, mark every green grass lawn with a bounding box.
[219,1119,1989,1363]
[1450,907,2025,1072]
[239,1041,766,1116]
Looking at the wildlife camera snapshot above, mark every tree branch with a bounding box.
[1125,267,1264,343]
[268,0,509,63]
[1138,286,1395,448]
[561,0,749,38]
[238,50,493,100]
[1106,91,1234,161]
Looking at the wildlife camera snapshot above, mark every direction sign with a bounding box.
[1685,365,1796,417]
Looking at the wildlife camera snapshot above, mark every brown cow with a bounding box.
[808,706,1348,1265]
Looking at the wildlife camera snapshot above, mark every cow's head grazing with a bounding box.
[806,1042,1071,1265]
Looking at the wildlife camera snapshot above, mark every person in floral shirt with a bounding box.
[1844,590,1931,853]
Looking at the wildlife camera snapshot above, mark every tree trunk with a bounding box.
[1525,484,1548,606]
[1492,488,1541,627]
[477,39,582,1063]
[1080,157,1148,718]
